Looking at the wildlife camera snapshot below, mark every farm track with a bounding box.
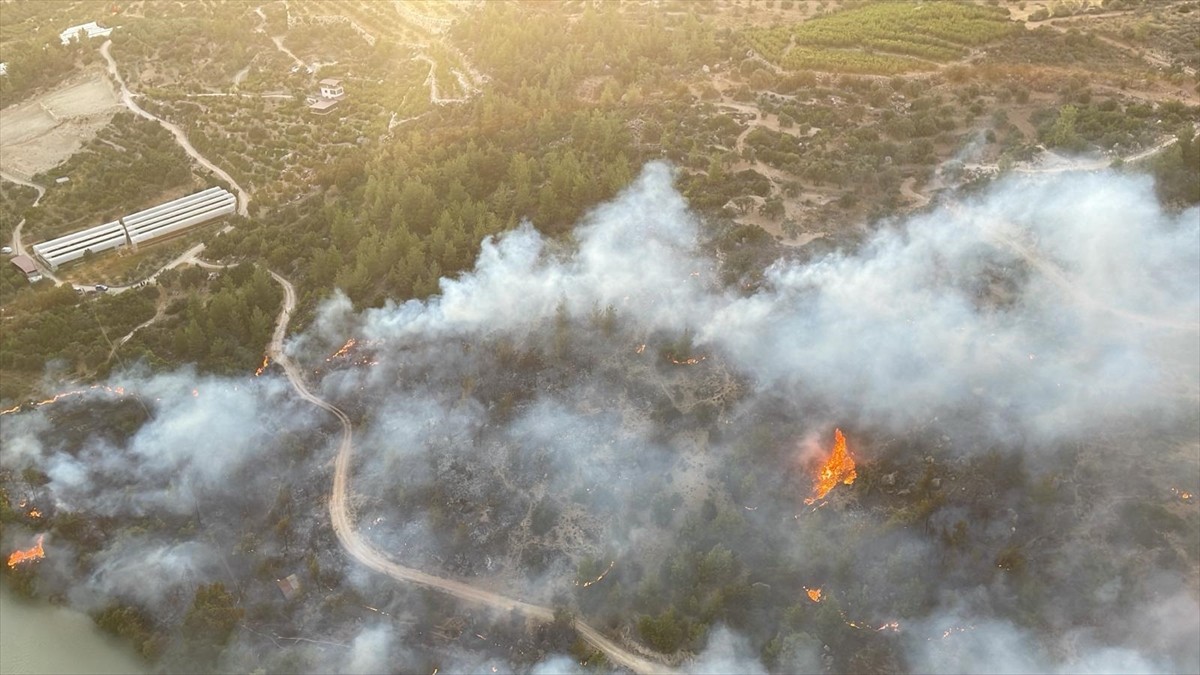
[99,40,251,217]
[86,37,670,668]
[265,273,673,675]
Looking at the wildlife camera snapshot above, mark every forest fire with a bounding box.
[0,390,86,415]
[254,355,270,376]
[844,618,901,632]
[805,587,822,602]
[0,384,131,416]
[803,428,857,505]
[327,338,358,361]
[1171,487,1193,503]
[323,338,381,368]
[578,560,616,588]
[7,534,45,568]
[667,353,705,366]
[936,625,977,640]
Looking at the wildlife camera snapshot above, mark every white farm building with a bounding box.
[32,187,235,270]
[121,187,235,245]
[59,22,113,46]
[32,220,127,269]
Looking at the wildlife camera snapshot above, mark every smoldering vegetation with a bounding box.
[2,163,1198,673]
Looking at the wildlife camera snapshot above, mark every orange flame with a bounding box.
[7,534,45,568]
[0,385,130,416]
[805,587,822,603]
[577,561,616,588]
[803,428,856,505]
[1171,487,1194,503]
[327,338,358,361]
[28,510,41,519]
[254,355,270,377]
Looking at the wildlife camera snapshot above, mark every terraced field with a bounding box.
[742,1,1015,74]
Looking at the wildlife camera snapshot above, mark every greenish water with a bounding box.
[0,583,147,675]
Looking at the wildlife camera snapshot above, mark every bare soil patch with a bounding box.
[0,70,121,180]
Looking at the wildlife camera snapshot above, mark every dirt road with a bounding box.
[900,176,930,208]
[0,172,46,206]
[264,273,672,674]
[4,176,65,285]
[1001,128,1194,176]
[99,40,251,217]
[957,204,1200,334]
[415,54,464,105]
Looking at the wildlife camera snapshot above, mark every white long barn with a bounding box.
[122,187,235,245]
[32,221,127,269]
[31,187,236,270]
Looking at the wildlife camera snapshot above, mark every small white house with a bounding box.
[318,78,344,99]
[59,22,113,46]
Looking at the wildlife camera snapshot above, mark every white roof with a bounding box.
[60,22,113,46]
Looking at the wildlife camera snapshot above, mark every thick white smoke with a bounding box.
[298,162,1197,673]
[318,162,1198,450]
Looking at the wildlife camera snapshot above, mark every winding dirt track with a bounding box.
[87,35,666,670]
[264,273,671,674]
[3,174,66,285]
[99,40,250,217]
[0,171,46,206]
[979,223,1198,333]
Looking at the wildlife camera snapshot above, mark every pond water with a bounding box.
[0,583,147,675]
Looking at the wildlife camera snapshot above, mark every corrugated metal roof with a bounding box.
[10,255,38,275]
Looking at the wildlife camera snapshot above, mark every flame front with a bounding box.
[7,534,45,568]
[0,385,131,416]
[803,428,857,505]
[578,560,616,588]
[805,587,822,603]
[327,338,358,361]
[254,355,270,376]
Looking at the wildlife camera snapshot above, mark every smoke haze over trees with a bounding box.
[3,163,1197,673]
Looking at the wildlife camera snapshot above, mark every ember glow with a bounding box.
[805,587,822,603]
[667,353,705,366]
[327,338,358,361]
[578,560,616,588]
[7,534,45,568]
[935,625,977,640]
[803,428,857,505]
[1171,487,1194,502]
[0,384,131,416]
[844,617,901,632]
